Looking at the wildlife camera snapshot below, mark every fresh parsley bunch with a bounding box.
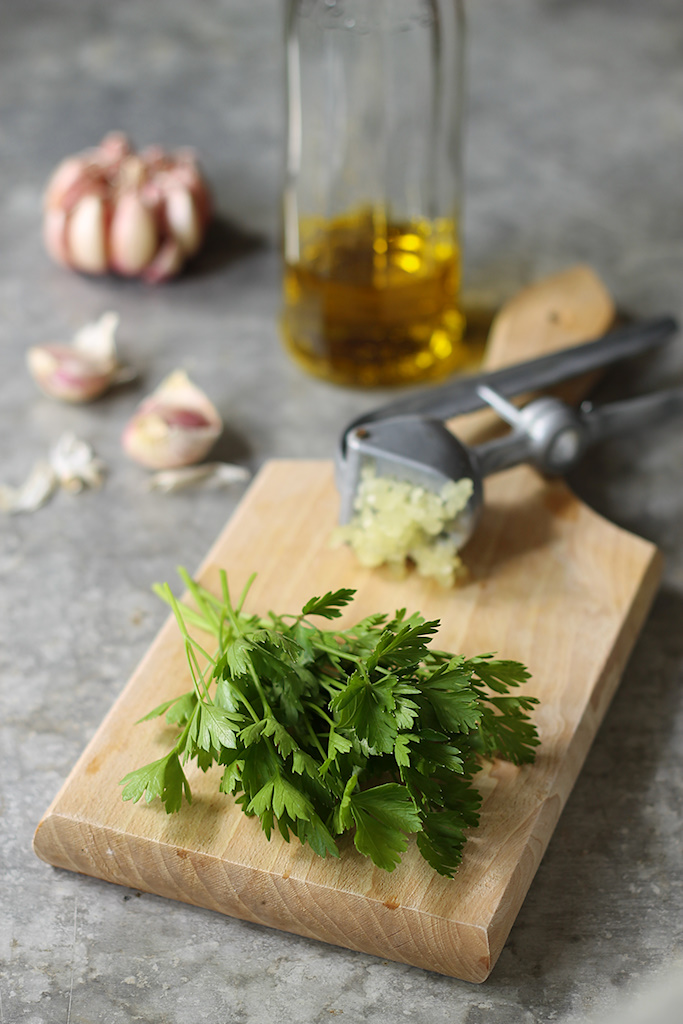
[121,569,539,877]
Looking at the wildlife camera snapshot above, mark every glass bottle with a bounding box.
[281,0,467,387]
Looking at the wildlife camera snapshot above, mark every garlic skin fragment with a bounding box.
[122,370,223,470]
[27,311,133,403]
[43,133,212,282]
[0,461,57,515]
[50,433,106,492]
[0,433,105,514]
[148,462,250,493]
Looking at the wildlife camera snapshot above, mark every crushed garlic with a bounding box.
[331,466,474,588]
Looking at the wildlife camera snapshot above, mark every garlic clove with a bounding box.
[170,151,212,226]
[165,187,202,256]
[149,369,222,423]
[43,208,70,266]
[122,370,222,470]
[117,154,146,191]
[109,193,159,275]
[142,237,185,284]
[72,310,119,363]
[27,311,133,403]
[27,345,114,403]
[43,155,90,211]
[67,194,108,274]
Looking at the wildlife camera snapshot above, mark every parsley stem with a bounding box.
[228,682,261,724]
[178,568,220,630]
[187,644,212,702]
[235,571,257,614]
[303,702,335,727]
[183,634,217,669]
[171,709,196,758]
[247,662,273,718]
[221,589,243,636]
[316,672,344,695]
[219,569,234,618]
[183,643,204,702]
[165,585,217,668]
[312,642,363,664]
[302,717,328,761]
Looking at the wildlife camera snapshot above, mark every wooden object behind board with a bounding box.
[33,267,661,983]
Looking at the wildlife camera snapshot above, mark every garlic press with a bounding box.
[336,316,680,548]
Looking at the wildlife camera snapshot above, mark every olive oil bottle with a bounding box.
[283,0,467,387]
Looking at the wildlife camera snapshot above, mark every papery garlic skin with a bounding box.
[0,461,56,515]
[148,462,250,493]
[43,133,212,282]
[27,311,133,403]
[50,433,106,492]
[122,370,223,470]
[0,433,105,515]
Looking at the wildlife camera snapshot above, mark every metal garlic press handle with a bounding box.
[582,389,683,444]
[474,387,683,478]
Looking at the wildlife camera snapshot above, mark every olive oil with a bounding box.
[281,209,468,387]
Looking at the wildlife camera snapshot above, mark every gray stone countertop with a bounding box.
[1,1,682,1022]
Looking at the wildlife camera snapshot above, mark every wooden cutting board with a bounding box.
[33,267,662,983]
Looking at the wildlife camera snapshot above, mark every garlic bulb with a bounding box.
[43,133,211,282]
[122,370,223,470]
[27,311,134,403]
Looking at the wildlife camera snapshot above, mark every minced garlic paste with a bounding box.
[331,466,474,588]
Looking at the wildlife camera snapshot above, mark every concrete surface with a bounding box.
[1,1,682,1021]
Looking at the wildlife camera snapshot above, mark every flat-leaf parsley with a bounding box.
[120,569,539,876]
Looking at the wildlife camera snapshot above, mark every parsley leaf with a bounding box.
[120,753,191,814]
[301,589,356,619]
[348,784,422,871]
[329,669,398,753]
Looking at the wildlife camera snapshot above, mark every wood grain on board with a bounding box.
[34,267,661,982]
